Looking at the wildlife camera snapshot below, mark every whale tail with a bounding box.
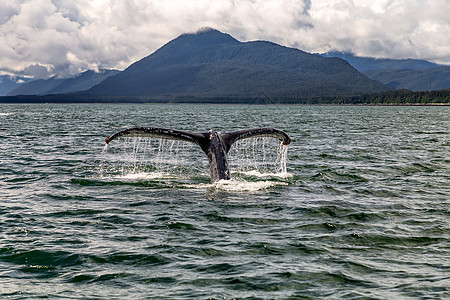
[105,127,291,182]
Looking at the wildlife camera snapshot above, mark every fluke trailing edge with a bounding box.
[105,127,291,182]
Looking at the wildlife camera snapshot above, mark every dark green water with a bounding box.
[1,104,449,299]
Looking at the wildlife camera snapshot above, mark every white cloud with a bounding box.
[0,0,449,78]
[307,0,450,63]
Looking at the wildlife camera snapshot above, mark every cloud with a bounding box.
[0,0,449,78]
[306,0,450,63]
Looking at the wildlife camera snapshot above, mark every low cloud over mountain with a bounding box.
[1,0,449,80]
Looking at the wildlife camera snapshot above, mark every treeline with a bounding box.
[345,88,450,104]
[279,88,450,105]
[1,88,449,105]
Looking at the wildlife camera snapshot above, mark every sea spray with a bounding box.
[227,137,290,178]
[100,135,290,182]
[98,143,110,178]
[100,136,207,180]
[276,143,289,174]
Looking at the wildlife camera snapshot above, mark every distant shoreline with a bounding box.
[1,88,449,106]
[0,99,448,106]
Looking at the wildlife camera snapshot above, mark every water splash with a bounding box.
[102,143,109,155]
[100,136,290,185]
[115,172,177,180]
[185,179,288,192]
[239,169,293,179]
[227,137,289,177]
[276,143,289,174]
[100,137,206,180]
[213,179,288,192]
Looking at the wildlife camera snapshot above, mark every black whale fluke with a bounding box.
[105,127,291,182]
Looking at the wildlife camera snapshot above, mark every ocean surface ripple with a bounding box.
[0,104,449,299]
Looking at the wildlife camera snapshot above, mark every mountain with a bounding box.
[8,69,120,96]
[85,28,388,99]
[363,67,450,91]
[321,52,450,91]
[8,77,65,96]
[321,51,441,72]
[0,76,33,96]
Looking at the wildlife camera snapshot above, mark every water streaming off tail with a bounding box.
[100,136,290,184]
[100,137,208,181]
[227,137,290,178]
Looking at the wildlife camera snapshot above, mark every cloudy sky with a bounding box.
[1,0,449,79]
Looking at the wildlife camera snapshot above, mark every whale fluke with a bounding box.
[105,127,209,148]
[105,127,291,182]
[220,128,291,153]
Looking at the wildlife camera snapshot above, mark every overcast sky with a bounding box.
[1,0,449,78]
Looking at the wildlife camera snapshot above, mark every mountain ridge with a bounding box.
[7,69,120,96]
[321,51,450,91]
[3,30,450,97]
[85,29,388,98]
[0,76,33,96]
[320,51,442,71]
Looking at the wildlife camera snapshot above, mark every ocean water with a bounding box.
[0,104,449,299]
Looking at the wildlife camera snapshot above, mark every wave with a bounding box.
[178,179,287,193]
[88,167,292,192]
[312,170,369,184]
[238,169,293,179]
[110,171,178,180]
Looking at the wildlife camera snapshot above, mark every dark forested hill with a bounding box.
[86,29,388,99]
[321,51,441,72]
[364,67,450,91]
[321,52,450,91]
[8,69,120,96]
